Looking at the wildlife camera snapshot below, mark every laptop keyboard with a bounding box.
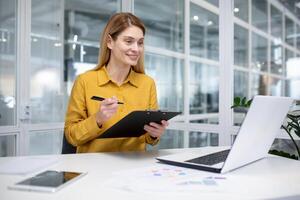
[185,149,230,166]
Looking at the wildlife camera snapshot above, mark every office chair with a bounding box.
[62,133,76,154]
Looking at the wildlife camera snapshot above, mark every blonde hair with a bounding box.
[95,12,146,74]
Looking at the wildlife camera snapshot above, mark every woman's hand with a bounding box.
[95,96,118,127]
[144,120,169,138]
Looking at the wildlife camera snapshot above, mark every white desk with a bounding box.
[1,146,300,200]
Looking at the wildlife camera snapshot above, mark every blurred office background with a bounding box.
[0,0,300,156]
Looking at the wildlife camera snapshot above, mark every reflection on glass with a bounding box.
[145,53,183,112]
[147,130,184,150]
[190,62,219,124]
[234,70,248,98]
[190,3,219,60]
[269,77,282,96]
[285,16,294,47]
[31,0,64,123]
[234,0,248,22]
[82,46,98,63]
[64,1,119,95]
[251,73,268,96]
[135,0,184,52]
[271,5,282,41]
[252,33,268,72]
[64,0,119,42]
[285,52,300,99]
[0,135,16,157]
[252,0,267,32]
[29,130,63,155]
[234,24,248,67]
[270,41,283,75]
[297,25,300,50]
[0,0,16,126]
[189,132,218,147]
[233,71,249,126]
[285,49,295,78]
[285,79,300,99]
[204,0,219,7]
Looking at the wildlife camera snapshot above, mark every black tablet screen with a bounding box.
[16,170,82,188]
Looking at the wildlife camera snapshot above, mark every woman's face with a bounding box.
[108,25,144,67]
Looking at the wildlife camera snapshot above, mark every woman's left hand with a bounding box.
[144,120,169,138]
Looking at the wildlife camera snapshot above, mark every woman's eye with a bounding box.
[125,40,132,44]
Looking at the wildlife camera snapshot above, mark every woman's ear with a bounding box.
[107,35,113,50]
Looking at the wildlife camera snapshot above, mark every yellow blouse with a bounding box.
[64,66,159,153]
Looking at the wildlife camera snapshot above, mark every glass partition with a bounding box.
[29,130,63,155]
[285,16,295,47]
[234,24,248,68]
[285,52,300,99]
[189,131,218,147]
[234,0,248,22]
[189,62,219,124]
[269,77,282,96]
[30,0,64,123]
[204,0,219,7]
[234,71,248,98]
[252,33,268,72]
[0,135,16,157]
[252,0,268,32]
[190,3,219,61]
[134,0,184,52]
[251,73,268,96]
[271,5,283,41]
[147,130,184,150]
[233,71,249,126]
[0,0,17,126]
[297,25,300,50]
[145,53,184,113]
[270,41,283,75]
[64,0,119,92]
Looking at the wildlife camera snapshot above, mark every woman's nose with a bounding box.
[130,42,139,51]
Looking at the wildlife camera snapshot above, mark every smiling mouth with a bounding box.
[127,55,139,60]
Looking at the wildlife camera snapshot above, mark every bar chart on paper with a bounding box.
[103,164,229,194]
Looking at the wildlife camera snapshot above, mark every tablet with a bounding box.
[8,170,87,193]
[98,110,181,138]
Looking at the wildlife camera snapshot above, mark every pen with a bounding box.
[91,96,124,104]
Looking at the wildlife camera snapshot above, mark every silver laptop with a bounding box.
[156,95,293,173]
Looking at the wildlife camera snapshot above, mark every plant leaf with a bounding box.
[234,97,241,106]
[269,149,298,160]
[246,99,253,107]
[241,97,246,105]
[294,130,300,138]
[289,123,299,130]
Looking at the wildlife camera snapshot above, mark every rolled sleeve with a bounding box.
[145,133,160,146]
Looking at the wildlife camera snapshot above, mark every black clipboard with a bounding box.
[98,110,181,138]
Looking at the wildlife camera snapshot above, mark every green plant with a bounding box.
[231,97,253,109]
[277,110,300,159]
[232,96,300,160]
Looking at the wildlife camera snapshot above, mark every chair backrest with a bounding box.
[61,133,76,154]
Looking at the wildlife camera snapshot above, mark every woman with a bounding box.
[64,13,168,153]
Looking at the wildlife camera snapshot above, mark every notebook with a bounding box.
[156,95,293,173]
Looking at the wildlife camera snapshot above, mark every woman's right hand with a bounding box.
[95,96,119,127]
